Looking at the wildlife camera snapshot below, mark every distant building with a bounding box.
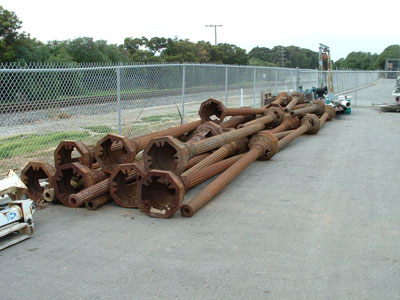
[385,58,400,78]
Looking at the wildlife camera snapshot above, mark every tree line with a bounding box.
[1,5,399,70]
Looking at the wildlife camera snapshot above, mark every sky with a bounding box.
[2,0,399,61]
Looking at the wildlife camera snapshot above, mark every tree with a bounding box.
[374,45,400,69]
[209,43,248,65]
[0,5,22,62]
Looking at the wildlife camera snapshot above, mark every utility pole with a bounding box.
[205,24,223,45]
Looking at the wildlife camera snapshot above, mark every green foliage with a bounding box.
[374,45,400,69]
[0,5,21,62]
[248,46,318,69]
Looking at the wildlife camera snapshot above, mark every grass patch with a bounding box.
[141,113,180,122]
[0,131,90,159]
[83,125,115,134]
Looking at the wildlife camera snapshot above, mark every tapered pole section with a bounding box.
[139,154,244,218]
[278,114,321,151]
[219,115,255,129]
[290,100,325,117]
[181,132,278,217]
[199,98,266,124]
[268,115,300,134]
[181,138,248,177]
[273,130,294,140]
[284,92,305,113]
[272,92,291,106]
[144,106,284,175]
[69,178,109,208]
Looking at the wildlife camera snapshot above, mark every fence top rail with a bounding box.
[0,63,310,73]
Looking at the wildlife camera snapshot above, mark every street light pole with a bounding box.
[205,24,223,45]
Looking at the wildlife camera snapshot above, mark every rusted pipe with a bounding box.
[273,130,294,140]
[85,194,112,210]
[95,120,202,173]
[139,154,245,218]
[42,188,55,202]
[199,98,266,124]
[21,162,56,202]
[271,92,292,106]
[219,115,255,129]
[319,105,336,128]
[284,92,305,113]
[144,107,284,175]
[181,137,248,177]
[181,131,278,217]
[277,114,321,151]
[290,100,325,116]
[53,162,108,207]
[238,104,285,128]
[267,115,300,134]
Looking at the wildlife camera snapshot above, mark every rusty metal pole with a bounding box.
[139,154,245,218]
[180,131,278,217]
[68,153,211,208]
[181,137,248,177]
[21,162,56,202]
[96,119,202,173]
[271,92,292,106]
[219,115,255,129]
[319,105,336,128]
[290,100,325,116]
[268,115,300,134]
[144,106,284,175]
[277,114,321,151]
[273,130,295,140]
[199,98,266,124]
[284,92,305,113]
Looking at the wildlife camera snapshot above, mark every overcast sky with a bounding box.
[2,0,398,61]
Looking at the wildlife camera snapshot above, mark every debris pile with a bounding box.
[21,93,337,218]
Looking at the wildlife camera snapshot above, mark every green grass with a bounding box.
[141,113,180,122]
[83,125,116,134]
[0,131,90,159]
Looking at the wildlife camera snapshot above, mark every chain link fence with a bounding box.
[0,63,383,174]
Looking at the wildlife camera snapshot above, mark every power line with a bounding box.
[205,24,223,45]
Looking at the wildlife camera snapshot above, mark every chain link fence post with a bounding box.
[253,68,256,107]
[225,66,228,107]
[116,67,122,134]
[275,68,278,95]
[181,65,186,124]
[296,67,300,91]
[355,71,358,107]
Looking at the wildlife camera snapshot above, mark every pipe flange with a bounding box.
[138,170,185,219]
[282,115,301,130]
[249,131,278,161]
[95,133,137,174]
[143,136,190,175]
[187,121,223,143]
[198,98,227,124]
[54,140,96,168]
[266,105,285,125]
[109,163,145,208]
[301,114,321,134]
[21,162,56,202]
